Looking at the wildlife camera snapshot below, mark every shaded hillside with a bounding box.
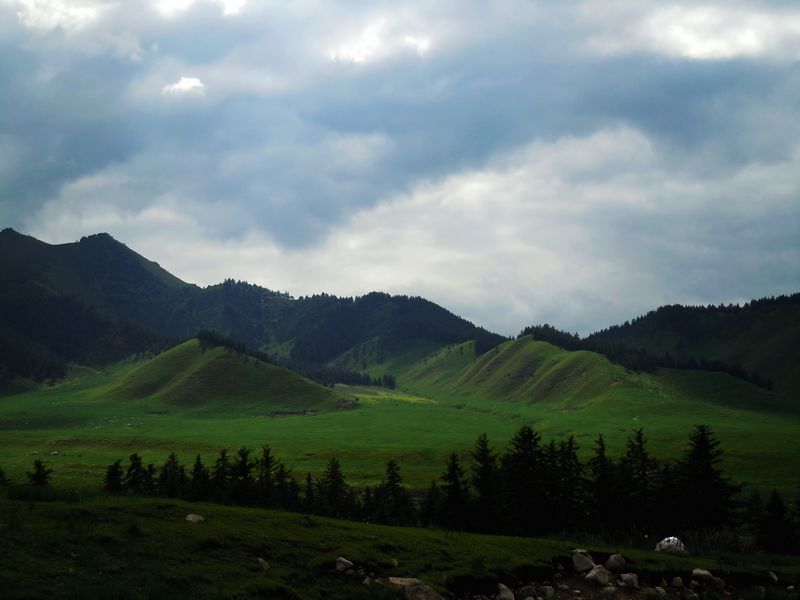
[584,295,800,400]
[103,339,339,413]
[402,336,778,412]
[0,229,504,380]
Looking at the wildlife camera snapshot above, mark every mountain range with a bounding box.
[1,227,797,409]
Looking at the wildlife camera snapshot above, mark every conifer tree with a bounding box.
[302,472,316,513]
[501,425,544,535]
[190,455,210,500]
[757,490,797,553]
[157,453,185,497]
[0,466,8,485]
[420,481,442,527]
[440,453,470,530]
[319,458,350,517]
[211,449,232,502]
[588,434,619,527]
[471,433,499,532]
[123,453,147,494]
[374,459,413,525]
[27,459,52,486]
[232,446,256,504]
[144,464,157,495]
[555,436,584,532]
[675,425,739,530]
[619,428,657,527]
[256,445,276,506]
[103,460,124,494]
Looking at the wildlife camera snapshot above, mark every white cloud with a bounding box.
[162,76,206,96]
[327,17,434,64]
[580,2,800,60]
[153,0,246,17]
[4,0,110,31]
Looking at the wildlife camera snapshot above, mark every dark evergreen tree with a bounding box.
[440,453,470,530]
[211,449,232,502]
[501,425,544,535]
[157,453,185,497]
[103,460,124,494]
[0,466,9,486]
[619,428,657,528]
[743,489,765,539]
[555,436,584,532]
[420,481,442,527]
[470,433,500,532]
[256,445,276,506]
[123,453,147,494]
[189,455,210,500]
[302,472,316,513]
[27,459,52,486]
[757,490,797,554]
[587,434,620,528]
[674,425,739,530]
[144,464,157,495]
[232,446,256,504]
[318,458,351,517]
[372,459,413,525]
[274,462,295,509]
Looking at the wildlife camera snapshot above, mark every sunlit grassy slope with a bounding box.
[103,339,338,413]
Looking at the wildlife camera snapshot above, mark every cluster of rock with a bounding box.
[336,556,444,600]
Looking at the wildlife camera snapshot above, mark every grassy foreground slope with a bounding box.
[1,493,796,600]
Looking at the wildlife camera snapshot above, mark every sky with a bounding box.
[1,0,798,336]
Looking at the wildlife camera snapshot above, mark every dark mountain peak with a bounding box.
[78,232,121,246]
[1,227,21,235]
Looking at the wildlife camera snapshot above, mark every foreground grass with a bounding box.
[1,492,797,600]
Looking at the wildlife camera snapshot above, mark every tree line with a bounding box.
[3,425,796,554]
[518,324,773,390]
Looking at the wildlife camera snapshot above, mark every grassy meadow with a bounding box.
[0,338,798,496]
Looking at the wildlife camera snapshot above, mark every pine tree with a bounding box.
[232,446,256,504]
[144,464,157,495]
[471,433,499,532]
[319,458,350,517]
[123,453,147,494]
[588,434,620,528]
[211,449,232,502]
[190,455,210,500]
[0,466,9,485]
[256,445,276,506]
[440,453,470,530]
[302,472,316,513]
[555,436,584,532]
[501,425,544,535]
[103,460,124,494]
[675,425,739,530]
[420,480,442,527]
[374,459,413,525]
[619,428,658,528]
[157,453,185,497]
[27,459,52,486]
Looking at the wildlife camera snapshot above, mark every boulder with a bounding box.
[586,566,611,586]
[185,514,205,523]
[671,577,684,588]
[518,585,537,598]
[620,574,639,588]
[257,558,270,573]
[572,552,595,574]
[712,577,726,592]
[388,577,423,589]
[655,537,686,554]
[691,569,714,585]
[786,586,795,593]
[767,572,778,585]
[495,583,515,600]
[336,557,354,572]
[600,588,617,598]
[540,585,556,599]
[406,583,444,600]
[604,555,626,572]
[655,587,667,598]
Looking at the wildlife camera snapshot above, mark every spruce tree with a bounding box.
[420,481,442,527]
[374,459,413,525]
[157,453,185,497]
[211,449,232,502]
[619,428,657,528]
[555,436,584,532]
[27,459,52,486]
[256,445,276,506]
[319,458,350,517]
[471,433,499,532]
[190,455,210,500]
[232,446,256,504]
[123,453,146,494]
[103,460,124,494]
[0,466,9,486]
[757,490,797,553]
[440,453,470,530]
[302,472,316,513]
[675,425,739,530]
[501,425,544,535]
[588,434,620,528]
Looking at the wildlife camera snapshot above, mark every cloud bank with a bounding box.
[1,0,798,334]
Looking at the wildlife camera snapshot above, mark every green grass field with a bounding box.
[0,338,798,496]
[1,492,797,600]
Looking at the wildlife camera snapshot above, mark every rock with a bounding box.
[690,581,701,590]
[363,577,371,586]
[336,557,354,572]
[257,558,270,573]
[786,586,795,593]
[712,577,726,592]
[604,554,626,572]
[540,585,556,599]
[671,577,684,588]
[655,587,667,598]
[391,558,399,568]
[752,586,766,600]
[185,514,205,523]
[496,583,515,600]
[586,566,612,586]
[692,569,714,585]
[620,574,639,588]
[767,572,778,584]
[685,593,699,600]
[389,577,424,589]
[600,587,617,598]
[572,552,595,574]
[655,537,687,554]
[406,583,444,600]
[518,585,537,598]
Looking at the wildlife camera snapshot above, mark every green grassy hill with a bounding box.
[402,336,778,412]
[103,339,339,413]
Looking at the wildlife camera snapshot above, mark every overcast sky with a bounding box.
[1,0,798,335]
